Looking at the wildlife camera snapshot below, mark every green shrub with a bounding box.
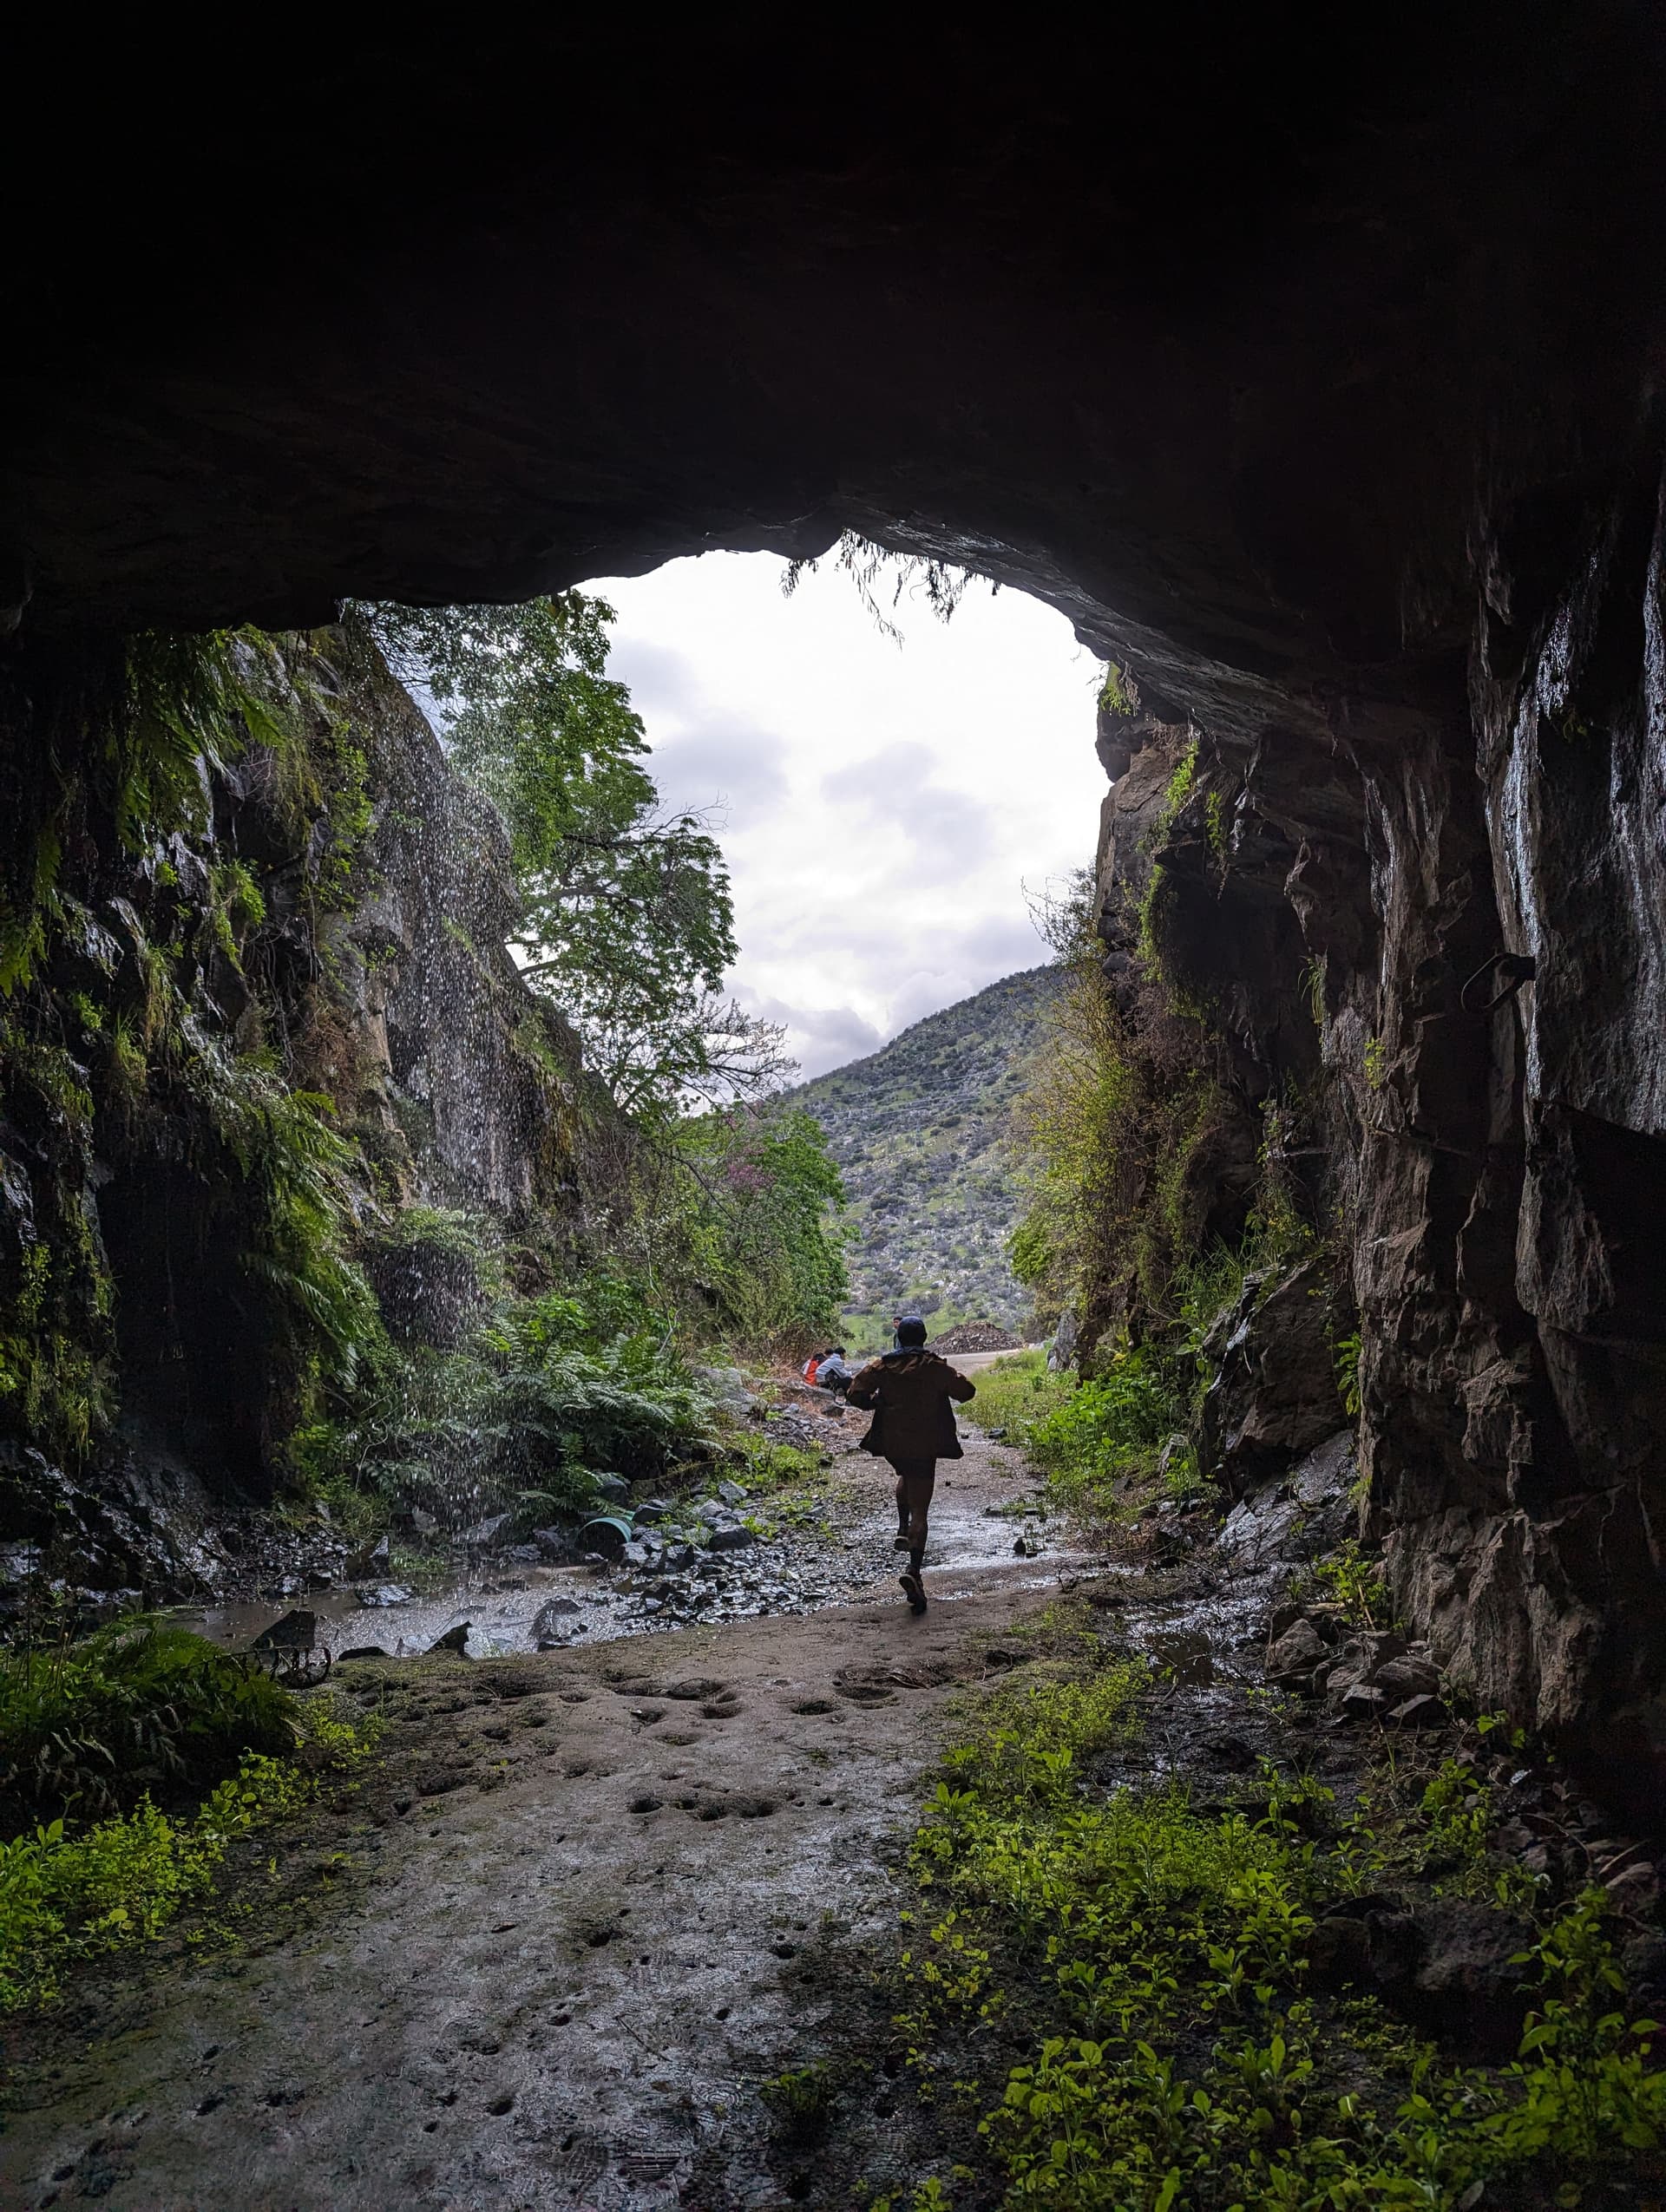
[0,1620,297,1836]
[0,1693,374,2010]
[1025,1347,1184,1514]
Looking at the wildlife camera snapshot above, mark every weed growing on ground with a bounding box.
[761,2061,835,2147]
[1290,1539,1387,1630]
[882,1652,1666,2207]
[0,1692,376,2009]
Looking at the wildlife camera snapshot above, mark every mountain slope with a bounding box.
[790,965,1064,1351]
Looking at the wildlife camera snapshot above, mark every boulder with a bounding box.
[1372,1653,1442,1703]
[463,1511,514,1548]
[338,1645,391,1661]
[428,1624,471,1656]
[531,1596,580,1638]
[709,1525,757,1553]
[252,1608,317,1651]
[1387,1693,1450,1729]
[1265,1618,1329,1685]
[357,1583,414,1607]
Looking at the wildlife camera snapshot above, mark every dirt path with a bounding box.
[1,1440,1095,2212]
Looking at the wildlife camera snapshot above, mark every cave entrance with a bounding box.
[574,546,1112,1352]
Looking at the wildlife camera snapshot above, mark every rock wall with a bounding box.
[1090,451,1666,1815]
[0,623,586,1604]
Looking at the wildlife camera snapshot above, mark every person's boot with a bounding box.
[899,1548,927,1614]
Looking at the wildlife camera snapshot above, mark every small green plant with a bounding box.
[1300,953,1328,1031]
[1204,785,1228,867]
[1363,1034,1388,1088]
[1295,1537,1386,1628]
[1098,663,1138,717]
[1335,1329,1362,1417]
[760,2061,834,2146]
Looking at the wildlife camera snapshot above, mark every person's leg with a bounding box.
[893,1459,935,1613]
[902,1461,935,1561]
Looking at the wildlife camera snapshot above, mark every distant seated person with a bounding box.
[815,1347,854,1396]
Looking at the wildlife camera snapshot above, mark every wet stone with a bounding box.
[709,1526,756,1553]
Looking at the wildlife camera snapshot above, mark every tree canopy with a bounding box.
[360,593,790,1119]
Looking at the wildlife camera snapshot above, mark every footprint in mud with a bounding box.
[664,1678,726,1701]
[629,1795,663,1815]
[789,1698,836,1715]
[700,1696,742,1718]
[835,1684,895,1706]
[557,1691,590,1705]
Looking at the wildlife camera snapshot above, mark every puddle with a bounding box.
[178,1561,620,1661]
[1137,1626,1217,1685]
[172,1448,1075,1662]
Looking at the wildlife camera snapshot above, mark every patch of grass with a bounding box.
[0,1692,375,2010]
[1024,1346,1186,1524]
[761,2061,835,2147]
[962,1351,1074,1444]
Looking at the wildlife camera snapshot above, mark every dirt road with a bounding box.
[1,1438,1092,2212]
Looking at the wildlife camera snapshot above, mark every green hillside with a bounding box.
[790,965,1065,1353]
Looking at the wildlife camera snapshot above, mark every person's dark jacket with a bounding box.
[846,1349,974,1462]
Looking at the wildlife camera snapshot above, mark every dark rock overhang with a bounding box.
[3,7,1663,739]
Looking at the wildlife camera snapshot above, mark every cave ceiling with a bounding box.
[4,10,1663,739]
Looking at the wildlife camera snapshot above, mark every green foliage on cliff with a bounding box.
[361,593,790,1118]
[675,1104,848,1349]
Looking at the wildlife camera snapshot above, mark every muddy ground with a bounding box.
[2,1437,1130,2211]
[0,1420,1463,2212]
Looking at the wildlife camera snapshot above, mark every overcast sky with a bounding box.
[584,551,1108,1079]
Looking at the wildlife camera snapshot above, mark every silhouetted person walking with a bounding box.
[845,1317,974,1614]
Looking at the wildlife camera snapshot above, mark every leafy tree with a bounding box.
[676,1104,848,1349]
[358,593,790,1117]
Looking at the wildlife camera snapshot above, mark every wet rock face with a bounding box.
[1198,1262,1343,1495]
[0,630,588,1594]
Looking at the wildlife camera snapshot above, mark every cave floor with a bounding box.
[4,1438,1204,2212]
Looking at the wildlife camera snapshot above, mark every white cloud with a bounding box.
[582,551,1107,1077]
